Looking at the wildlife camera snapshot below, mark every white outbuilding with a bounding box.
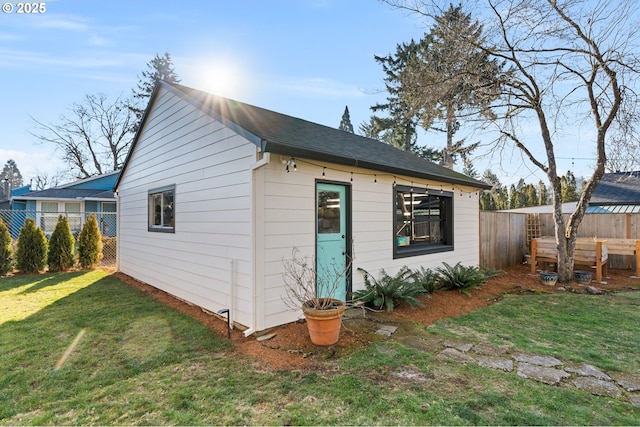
[114,81,491,334]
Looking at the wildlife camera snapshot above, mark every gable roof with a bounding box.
[12,170,119,202]
[12,188,114,201]
[589,172,640,205]
[116,81,491,190]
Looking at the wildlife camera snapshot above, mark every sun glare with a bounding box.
[192,57,250,99]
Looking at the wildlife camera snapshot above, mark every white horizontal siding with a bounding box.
[256,157,483,330]
[117,86,255,328]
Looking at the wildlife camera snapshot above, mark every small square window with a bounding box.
[148,185,175,232]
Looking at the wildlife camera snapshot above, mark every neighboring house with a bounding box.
[114,81,491,334]
[9,171,119,237]
[586,171,640,213]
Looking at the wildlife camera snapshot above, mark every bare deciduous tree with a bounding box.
[31,93,136,180]
[606,92,640,172]
[31,170,64,191]
[385,0,640,282]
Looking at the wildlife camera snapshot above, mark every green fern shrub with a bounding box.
[78,214,103,269]
[413,266,440,293]
[48,215,76,272]
[0,218,14,275]
[435,262,491,296]
[16,218,48,274]
[354,266,428,312]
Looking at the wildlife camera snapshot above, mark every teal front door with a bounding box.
[316,182,349,301]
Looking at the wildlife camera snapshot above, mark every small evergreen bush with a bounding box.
[78,214,103,269]
[354,266,428,312]
[48,215,76,272]
[0,218,14,275]
[16,218,48,274]
[435,262,490,296]
[413,266,440,293]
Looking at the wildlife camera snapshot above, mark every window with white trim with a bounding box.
[148,185,175,232]
[394,185,453,258]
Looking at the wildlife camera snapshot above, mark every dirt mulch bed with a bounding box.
[112,264,640,371]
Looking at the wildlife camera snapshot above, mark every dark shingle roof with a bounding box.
[589,172,640,205]
[150,82,490,190]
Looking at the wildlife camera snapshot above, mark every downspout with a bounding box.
[115,190,120,272]
[243,151,270,337]
[229,259,235,330]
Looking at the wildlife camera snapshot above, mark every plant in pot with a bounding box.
[281,247,351,346]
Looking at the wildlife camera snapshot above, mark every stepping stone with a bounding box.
[572,377,621,398]
[611,372,640,392]
[476,356,513,372]
[439,347,476,364]
[375,325,398,337]
[256,333,276,342]
[443,340,473,352]
[517,362,570,385]
[565,363,611,381]
[473,344,509,356]
[513,353,563,367]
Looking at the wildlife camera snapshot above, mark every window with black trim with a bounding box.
[394,185,453,257]
[148,185,175,232]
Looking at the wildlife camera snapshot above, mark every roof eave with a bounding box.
[264,142,492,189]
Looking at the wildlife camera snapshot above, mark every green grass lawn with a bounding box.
[1,271,639,425]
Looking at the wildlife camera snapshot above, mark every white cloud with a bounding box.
[33,14,90,32]
[0,148,64,185]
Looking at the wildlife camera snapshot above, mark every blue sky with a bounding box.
[0,0,585,187]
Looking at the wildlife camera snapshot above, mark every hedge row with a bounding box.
[0,215,103,276]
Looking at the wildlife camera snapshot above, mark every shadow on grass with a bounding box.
[19,271,88,294]
[1,272,230,383]
[0,271,89,294]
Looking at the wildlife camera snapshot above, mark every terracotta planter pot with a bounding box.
[302,299,346,346]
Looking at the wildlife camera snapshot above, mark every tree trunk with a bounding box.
[443,106,455,169]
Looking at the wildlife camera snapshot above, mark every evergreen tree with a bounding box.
[560,171,578,202]
[538,180,549,205]
[0,159,23,200]
[525,183,538,207]
[130,52,181,130]
[0,218,13,275]
[479,191,496,210]
[394,5,502,169]
[16,218,47,273]
[372,39,422,152]
[338,106,355,133]
[47,215,76,272]
[508,184,518,209]
[496,187,509,210]
[78,215,103,269]
[461,156,478,178]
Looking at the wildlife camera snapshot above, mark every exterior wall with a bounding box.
[255,156,482,330]
[116,86,255,328]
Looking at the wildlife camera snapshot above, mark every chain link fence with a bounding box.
[0,209,117,267]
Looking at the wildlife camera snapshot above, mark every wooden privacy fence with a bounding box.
[479,211,640,270]
[479,212,527,269]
